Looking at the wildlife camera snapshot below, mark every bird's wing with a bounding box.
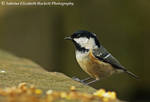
[92,46,126,71]
[92,46,138,79]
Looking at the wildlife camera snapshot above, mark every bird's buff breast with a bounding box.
[76,50,115,80]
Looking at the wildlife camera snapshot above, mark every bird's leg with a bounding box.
[72,76,93,84]
[80,77,92,82]
[85,79,99,85]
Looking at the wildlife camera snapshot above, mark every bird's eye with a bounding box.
[76,34,81,38]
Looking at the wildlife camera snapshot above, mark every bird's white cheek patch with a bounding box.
[74,38,88,44]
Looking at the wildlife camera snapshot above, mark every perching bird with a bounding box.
[65,30,138,85]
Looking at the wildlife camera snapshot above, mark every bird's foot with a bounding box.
[72,76,81,82]
[72,76,94,85]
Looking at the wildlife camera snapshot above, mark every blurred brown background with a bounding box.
[0,0,149,102]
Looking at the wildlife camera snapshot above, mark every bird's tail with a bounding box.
[125,70,139,79]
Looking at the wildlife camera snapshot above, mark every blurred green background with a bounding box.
[0,0,149,102]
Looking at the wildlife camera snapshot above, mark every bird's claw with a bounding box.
[72,76,81,82]
[72,77,93,85]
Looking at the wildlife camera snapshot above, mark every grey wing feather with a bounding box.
[92,46,139,79]
[92,46,126,71]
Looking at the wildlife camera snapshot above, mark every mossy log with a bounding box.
[0,50,123,102]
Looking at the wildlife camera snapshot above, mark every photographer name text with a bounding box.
[1,1,74,7]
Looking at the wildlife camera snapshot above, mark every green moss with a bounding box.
[0,50,95,93]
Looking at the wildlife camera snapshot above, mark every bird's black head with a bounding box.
[65,30,100,52]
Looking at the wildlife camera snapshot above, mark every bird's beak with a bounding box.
[64,36,72,40]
